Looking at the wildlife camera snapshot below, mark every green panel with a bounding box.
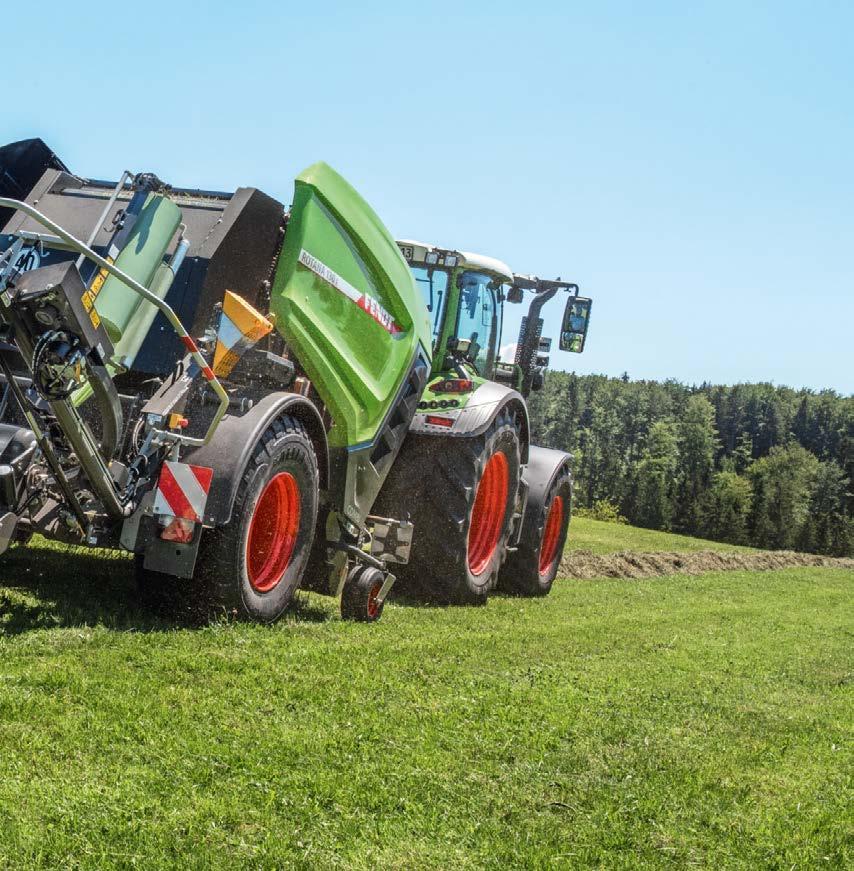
[271,162,431,449]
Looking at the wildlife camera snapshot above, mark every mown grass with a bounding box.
[0,538,851,868]
[567,516,756,555]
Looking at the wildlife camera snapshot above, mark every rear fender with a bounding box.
[409,381,530,463]
[183,392,328,526]
[520,444,573,532]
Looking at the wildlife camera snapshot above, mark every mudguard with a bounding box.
[520,444,573,532]
[184,392,328,526]
[409,381,530,463]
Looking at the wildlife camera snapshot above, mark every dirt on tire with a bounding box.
[559,549,854,580]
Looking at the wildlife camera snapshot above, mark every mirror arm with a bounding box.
[518,286,560,398]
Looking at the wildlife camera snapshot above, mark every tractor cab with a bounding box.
[397,240,512,378]
[396,240,592,397]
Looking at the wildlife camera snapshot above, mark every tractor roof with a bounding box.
[397,239,514,284]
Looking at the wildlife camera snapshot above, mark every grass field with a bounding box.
[567,516,756,555]
[0,532,851,868]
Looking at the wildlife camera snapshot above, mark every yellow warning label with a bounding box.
[90,270,107,296]
[81,291,94,312]
[213,346,242,378]
[90,309,101,329]
[89,257,114,298]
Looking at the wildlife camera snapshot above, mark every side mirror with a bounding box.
[559,296,592,353]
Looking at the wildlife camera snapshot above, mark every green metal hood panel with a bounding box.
[271,162,431,449]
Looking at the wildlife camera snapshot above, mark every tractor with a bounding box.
[0,138,590,623]
[373,241,592,604]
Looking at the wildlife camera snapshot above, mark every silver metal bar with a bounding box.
[375,571,396,605]
[169,228,190,275]
[76,171,132,269]
[0,197,229,448]
[18,231,65,247]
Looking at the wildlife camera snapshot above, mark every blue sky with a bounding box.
[6,1,852,392]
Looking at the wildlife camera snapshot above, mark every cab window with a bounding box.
[455,270,498,375]
[412,266,449,347]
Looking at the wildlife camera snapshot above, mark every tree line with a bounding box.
[527,373,853,556]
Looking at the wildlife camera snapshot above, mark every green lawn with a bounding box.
[567,516,757,555]
[0,539,851,868]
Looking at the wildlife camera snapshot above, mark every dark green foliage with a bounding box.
[748,445,819,550]
[528,374,854,555]
[699,471,753,544]
[676,396,719,532]
[627,420,679,530]
[803,460,853,556]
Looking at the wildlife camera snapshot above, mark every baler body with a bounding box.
[0,139,431,612]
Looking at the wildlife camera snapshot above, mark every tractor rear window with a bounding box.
[412,266,449,347]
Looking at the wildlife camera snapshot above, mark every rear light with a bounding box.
[432,378,473,393]
[159,516,195,543]
[425,415,455,428]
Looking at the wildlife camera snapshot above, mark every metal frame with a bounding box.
[0,197,229,448]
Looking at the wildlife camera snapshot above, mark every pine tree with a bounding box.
[626,420,679,530]
[676,395,718,533]
[803,460,852,556]
[699,472,753,544]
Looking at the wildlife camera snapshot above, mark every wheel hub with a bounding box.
[247,472,301,593]
[538,494,564,575]
[467,451,509,576]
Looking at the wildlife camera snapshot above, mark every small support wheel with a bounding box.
[341,565,386,622]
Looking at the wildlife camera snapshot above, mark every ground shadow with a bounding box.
[385,578,487,610]
[0,542,332,635]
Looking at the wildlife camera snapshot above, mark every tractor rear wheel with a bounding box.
[136,414,318,623]
[499,464,572,596]
[374,408,521,605]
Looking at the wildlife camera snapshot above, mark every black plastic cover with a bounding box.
[0,139,68,228]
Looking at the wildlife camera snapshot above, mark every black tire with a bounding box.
[500,465,572,596]
[340,565,385,622]
[136,414,319,623]
[374,408,521,605]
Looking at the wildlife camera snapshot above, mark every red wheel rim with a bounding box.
[467,451,509,576]
[538,495,565,575]
[367,581,382,619]
[247,472,301,593]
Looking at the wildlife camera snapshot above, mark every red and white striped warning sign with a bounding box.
[153,462,214,524]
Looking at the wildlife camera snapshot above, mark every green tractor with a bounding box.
[373,241,592,604]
